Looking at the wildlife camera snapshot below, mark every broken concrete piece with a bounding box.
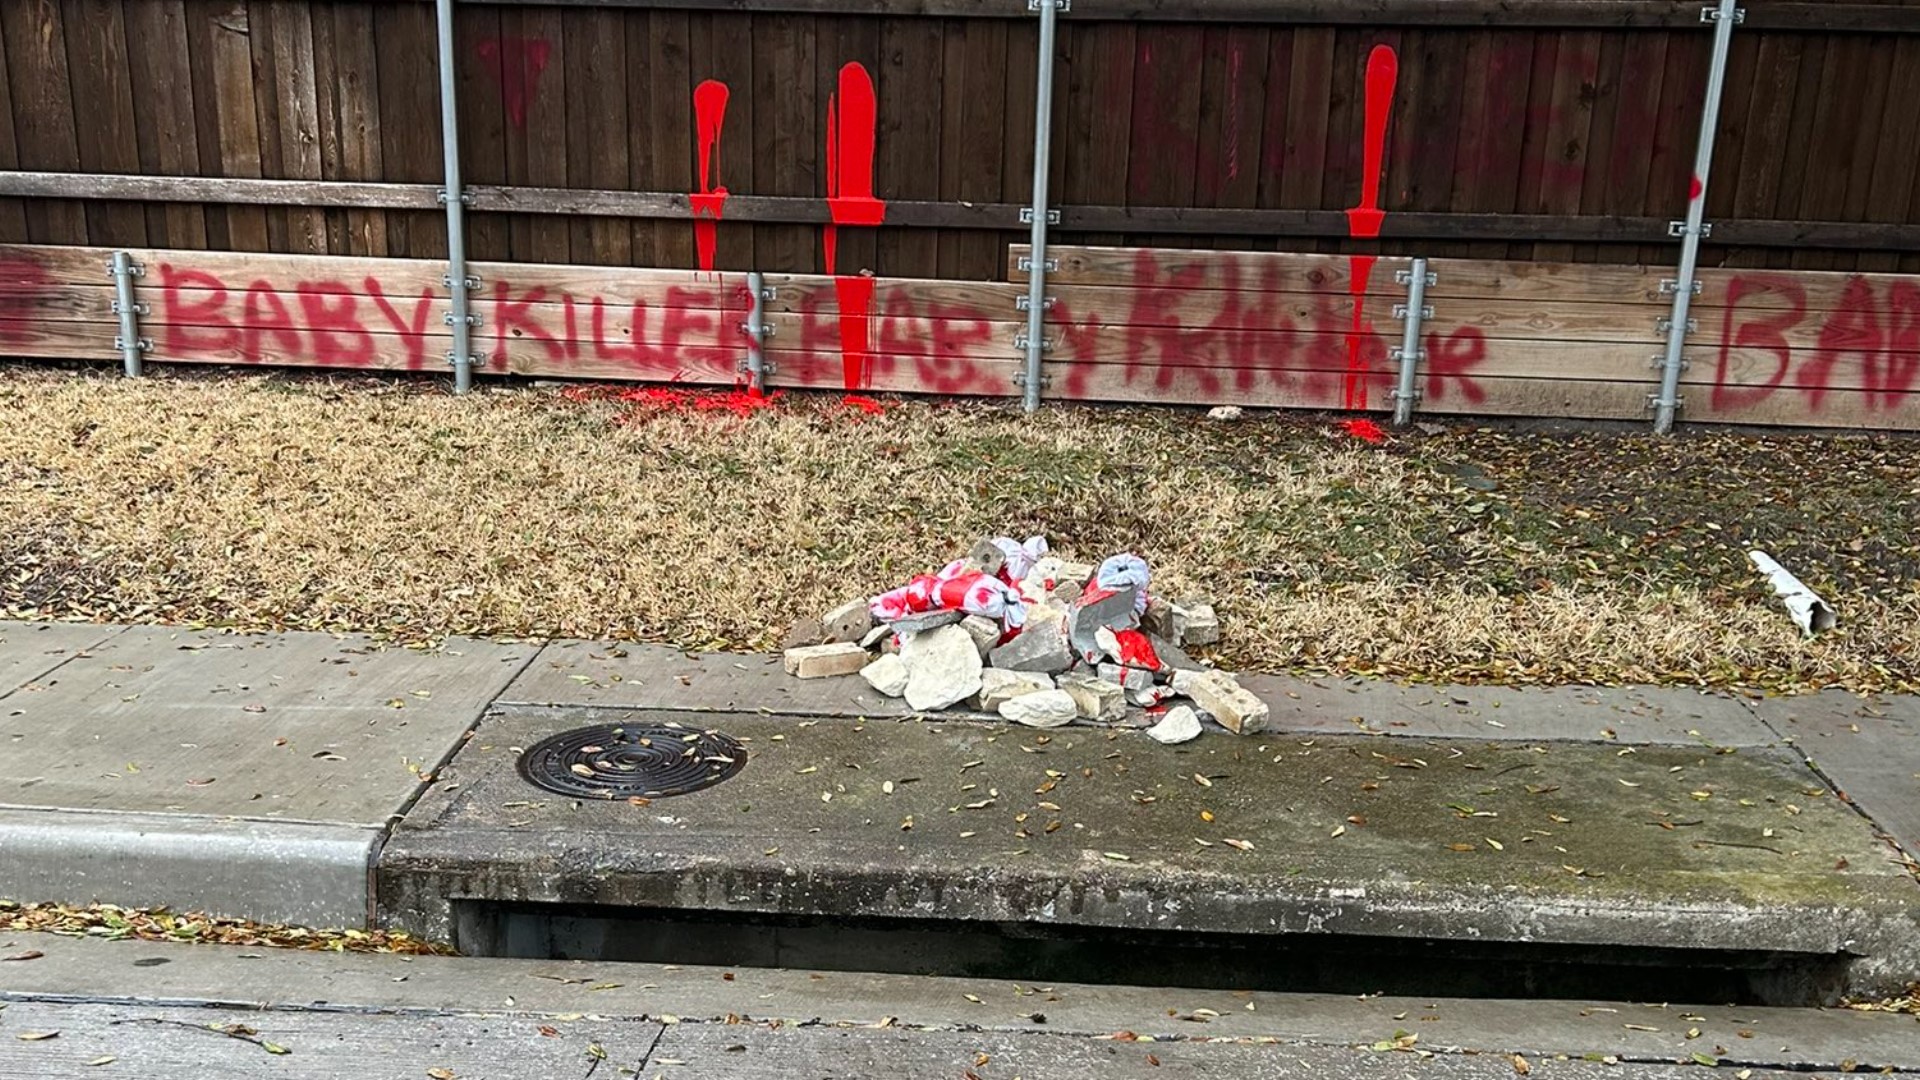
[1070,588,1140,664]
[1097,662,1155,692]
[999,689,1077,728]
[823,598,876,644]
[784,641,869,679]
[966,539,1007,579]
[1050,580,1083,605]
[1148,634,1201,675]
[781,616,827,651]
[899,624,984,712]
[988,608,1073,675]
[975,669,1054,711]
[1129,685,1174,709]
[1207,405,1244,422]
[860,653,910,698]
[890,609,965,635]
[1057,561,1094,586]
[1182,670,1269,734]
[1141,596,1175,639]
[1147,705,1203,744]
[1179,602,1221,646]
[1057,671,1125,722]
[961,615,1002,658]
[860,624,894,651]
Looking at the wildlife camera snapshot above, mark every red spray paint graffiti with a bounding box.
[156,265,438,370]
[0,257,56,346]
[823,62,886,391]
[475,37,552,132]
[689,80,731,273]
[1712,273,1920,413]
[1343,44,1398,411]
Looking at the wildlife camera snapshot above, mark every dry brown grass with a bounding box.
[2,364,1916,693]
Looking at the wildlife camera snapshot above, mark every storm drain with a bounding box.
[515,722,747,799]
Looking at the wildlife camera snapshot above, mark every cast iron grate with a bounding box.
[516,723,747,799]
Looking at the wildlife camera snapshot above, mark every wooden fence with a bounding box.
[1,1,1919,281]
[6,241,1914,429]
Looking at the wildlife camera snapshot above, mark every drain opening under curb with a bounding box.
[452,901,1853,1007]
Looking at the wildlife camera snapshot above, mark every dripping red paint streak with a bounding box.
[1343,44,1399,411]
[474,37,552,133]
[823,62,885,391]
[689,80,731,273]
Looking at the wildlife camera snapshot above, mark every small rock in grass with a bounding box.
[1208,405,1244,422]
[999,689,1077,728]
[781,616,827,651]
[1146,705,1203,744]
[974,669,1054,711]
[860,654,910,698]
[784,642,868,679]
[899,624,983,712]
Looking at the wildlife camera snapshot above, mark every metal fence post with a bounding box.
[742,271,771,394]
[108,251,148,378]
[1653,0,1742,434]
[1390,258,1432,426]
[1017,0,1064,412]
[434,0,478,394]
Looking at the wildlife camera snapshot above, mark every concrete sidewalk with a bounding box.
[3,619,1917,994]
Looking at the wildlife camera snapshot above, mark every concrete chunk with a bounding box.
[974,669,1054,711]
[784,642,869,679]
[899,624,983,712]
[961,615,1002,658]
[1147,705,1203,745]
[999,689,1077,728]
[890,609,965,635]
[859,653,910,698]
[1183,670,1269,734]
[988,609,1072,675]
[1179,602,1221,646]
[822,599,876,644]
[1057,671,1125,722]
[1097,661,1155,692]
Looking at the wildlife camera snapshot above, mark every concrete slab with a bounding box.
[0,626,532,928]
[0,1000,659,1079]
[382,708,1920,996]
[0,808,374,928]
[1745,691,1920,860]
[0,625,532,823]
[1242,675,1775,747]
[502,639,914,716]
[5,933,1917,1070]
[0,621,123,699]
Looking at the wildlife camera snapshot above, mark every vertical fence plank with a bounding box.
[2,0,88,243]
[934,17,1006,279]
[817,14,883,277]
[60,0,148,247]
[1860,37,1920,274]
[1194,26,1269,254]
[456,1,512,262]
[0,17,29,243]
[645,10,695,270]
[562,7,630,267]
[875,14,944,278]
[702,12,756,272]
[998,14,1037,274]
[264,0,328,253]
[124,0,208,250]
[753,12,816,275]
[1124,22,1201,251]
[375,0,444,258]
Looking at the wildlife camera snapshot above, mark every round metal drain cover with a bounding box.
[516,723,747,799]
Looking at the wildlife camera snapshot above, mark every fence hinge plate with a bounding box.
[1702,6,1745,23]
[1017,256,1059,273]
[1019,207,1061,226]
[1016,295,1055,312]
[1028,0,1069,10]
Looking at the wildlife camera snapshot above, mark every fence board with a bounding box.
[2,0,88,243]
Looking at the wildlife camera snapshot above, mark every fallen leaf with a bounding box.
[1104,852,1132,861]
[587,1043,608,1061]
[569,763,595,778]
[263,1042,290,1055]
[2,950,44,961]
[1486,837,1504,851]
[1624,1023,1660,1032]
[428,1070,456,1080]
[1691,1053,1718,1067]
[15,1031,58,1041]
[1200,810,1215,823]
[1147,1053,1161,1066]
[1513,1054,1532,1075]
[1192,773,1212,788]
[1330,825,1346,838]
[1446,843,1475,852]
[537,1026,560,1038]
[86,1056,116,1067]
[964,994,983,1004]
[1223,838,1254,851]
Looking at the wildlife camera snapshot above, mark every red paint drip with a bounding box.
[842,394,886,415]
[689,80,731,273]
[1341,418,1387,444]
[474,37,552,132]
[1344,44,1399,410]
[823,62,885,390]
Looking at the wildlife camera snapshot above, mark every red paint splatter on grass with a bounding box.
[1341,417,1387,444]
[842,394,886,414]
[824,62,885,391]
[690,80,731,273]
[1343,45,1398,412]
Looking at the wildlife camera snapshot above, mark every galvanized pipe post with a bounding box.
[1390,258,1432,427]
[1653,0,1742,434]
[108,251,147,378]
[742,271,771,394]
[1018,0,1064,412]
[434,0,477,394]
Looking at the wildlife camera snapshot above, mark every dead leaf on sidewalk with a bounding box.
[1512,1054,1531,1075]
[2,949,45,961]
[427,1069,456,1079]
[15,1031,58,1041]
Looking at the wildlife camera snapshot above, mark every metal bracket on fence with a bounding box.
[443,273,481,290]
[1017,256,1058,273]
[1028,0,1068,9]
[741,270,771,393]
[1016,295,1054,312]
[1667,220,1713,238]
[1012,331,1053,352]
[444,310,482,329]
[1648,391,1685,410]
[1702,5,1745,21]
[1658,279,1704,296]
[1014,369,1052,388]
[436,189,474,207]
[1390,258,1432,427]
[1656,316,1698,334]
[1648,353,1690,371]
[108,252,147,378]
[1019,208,1061,226]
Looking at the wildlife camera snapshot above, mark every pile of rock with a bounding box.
[781,538,1267,743]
